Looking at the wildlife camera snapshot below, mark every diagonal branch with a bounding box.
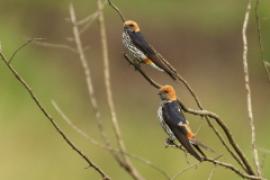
[154,48,255,175]
[107,0,126,22]
[52,101,171,180]
[242,0,262,177]
[124,53,254,175]
[204,158,261,180]
[8,38,43,64]
[171,162,200,180]
[169,136,260,180]
[0,49,110,180]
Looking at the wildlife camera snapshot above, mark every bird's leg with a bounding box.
[123,53,142,71]
[164,137,177,148]
[133,60,142,71]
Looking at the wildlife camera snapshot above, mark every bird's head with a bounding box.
[158,85,177,101]
[123,20,140,32]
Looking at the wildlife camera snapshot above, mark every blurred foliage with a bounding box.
[0,0,270,179]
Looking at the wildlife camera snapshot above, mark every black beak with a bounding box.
[158,91,167,100]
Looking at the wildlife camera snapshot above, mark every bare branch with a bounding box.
[171,162,200,180]
[180,105,255,174]
[0,50,110,180]
[259,147,270,154]
[169,138,259,180]
[242,0,262,177]
[107,0,126,22]
[52,101,170,180]
[154,48,255,175]
[124,54,161,89]
[97,1,144,179]
[207,166,216,180]
[125,53,254,175]
[204,158,261,180]
[34,41,78,53]
[8,38,43,64]
[69,2,110,149]
[77,1,107,35]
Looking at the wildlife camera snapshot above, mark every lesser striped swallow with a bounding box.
[122,20,177,80]
[157,85,206,161]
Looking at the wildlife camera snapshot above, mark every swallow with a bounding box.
[157,85,207,161]
[122,20,177,80]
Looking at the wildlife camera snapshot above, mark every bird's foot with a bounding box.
[133,61,142,71]
[164,138,176,148]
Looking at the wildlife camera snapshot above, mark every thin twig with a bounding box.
[0,50,110,180]
[242,0,262,177]
[207,166,216,180]
[124,54,161,88]
[34,41,78,53]
[52,101,170,180]
[171,162,200,180]
[78,0,107,35]
[69,3,140,177]
[259,147,270,154]
[69,2,111,151]
[8,38,43,64]
[79,12,100,34]
[97,1,144,180]
[170,139,259,180]
[107,0,126,22]
[204,158,261,180]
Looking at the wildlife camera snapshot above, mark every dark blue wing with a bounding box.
[127,31,155,56]
[126,30,177,80]
[161,101,202,161]
[162,101,187,125]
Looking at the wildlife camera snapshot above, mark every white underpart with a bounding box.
[149,62,164,72]
[122,31,146,63]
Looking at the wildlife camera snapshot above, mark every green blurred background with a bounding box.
[0,0,270,179]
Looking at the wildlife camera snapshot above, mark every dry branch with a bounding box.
[107,0,126,22]
[34,41,78,53]
[207,166,216,180]
[69,2,111,151]
[0,47,110,180]
[97,1,144,180]
[123,54,261,179]
[171,162,200,180]
[154,52,254,175]
[242,0,262,177]
[52,101,171,180]
[8,38,43,63]
[124,53,255,175]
